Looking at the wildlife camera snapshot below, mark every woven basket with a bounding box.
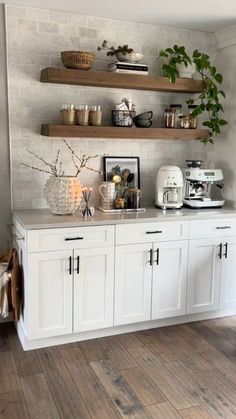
[61,51,95,70]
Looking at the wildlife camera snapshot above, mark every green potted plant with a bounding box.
[159,45,227,144]
[97,40,143,63]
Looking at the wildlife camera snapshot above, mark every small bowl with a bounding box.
[115,52,143,63]
[134,119,152,128]
[135,111,153,120]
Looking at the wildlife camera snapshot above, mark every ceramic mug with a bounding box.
[99,181,116,209]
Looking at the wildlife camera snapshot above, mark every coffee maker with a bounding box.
[182,160,225,208]
[155,166,183,209]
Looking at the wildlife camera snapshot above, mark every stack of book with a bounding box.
[107,61,148,75]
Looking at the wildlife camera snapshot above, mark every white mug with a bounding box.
[99,182,116,209]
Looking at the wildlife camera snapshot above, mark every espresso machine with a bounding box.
[182,160,225,208]
[155,166,183,209]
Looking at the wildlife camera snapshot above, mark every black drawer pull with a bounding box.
[216,226,231,230]
[65,237,84,241]
[154,248,159,265]
[69,256,72,275]
[76,255,80,274]
[146,231,162,234]
[148,249,153,266]
[218,243,223,259]
[223,242,228,259]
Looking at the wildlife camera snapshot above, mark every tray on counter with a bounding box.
[97,207,146,214]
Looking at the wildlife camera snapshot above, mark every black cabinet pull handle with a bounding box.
[155,249,159,265]
[65,237,84,241]
[146,231,162,234]
[216,226,231,230]
[76,255,80,274]
[69,256,72,275]
[218,243,223,259]
[148,249,153,266]
[223,243,228,259]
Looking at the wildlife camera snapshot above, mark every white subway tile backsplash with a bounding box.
[6,4,217,209]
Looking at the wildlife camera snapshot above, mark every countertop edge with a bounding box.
[13,207,236,230]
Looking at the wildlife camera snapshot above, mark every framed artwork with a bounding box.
[103,156,140,189]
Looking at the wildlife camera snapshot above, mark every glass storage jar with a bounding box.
[188,104,198,129]
[164,108,175,128]
[169,104,183,128]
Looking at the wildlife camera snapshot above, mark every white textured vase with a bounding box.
[44,176,82,215]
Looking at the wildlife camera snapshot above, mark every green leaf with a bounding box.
[219,119,228,126]
[218,90,226,98]
[214,73,223,84]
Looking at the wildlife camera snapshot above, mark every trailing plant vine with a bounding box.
[159,45,227,144]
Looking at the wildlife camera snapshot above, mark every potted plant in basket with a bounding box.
[21,140,102,215]
[97,40,143,63]
[158,45,227,144]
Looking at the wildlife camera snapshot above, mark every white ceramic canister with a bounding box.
[99,181,116,209]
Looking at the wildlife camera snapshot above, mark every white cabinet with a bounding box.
[25,224,115,340]
[220,237,236,310]
[187,238,222,314]
[188,235,236,314]
[152,240,188,319]
[114,240,188,326]
[28,250,73,339]
[74,247,114,332]
[114,243,152,326]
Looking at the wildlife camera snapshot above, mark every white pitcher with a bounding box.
[99,181,116,209]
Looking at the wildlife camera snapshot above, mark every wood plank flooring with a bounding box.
[1,318,236,418]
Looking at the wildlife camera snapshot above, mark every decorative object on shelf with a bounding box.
[97,40,143,63]
[111,110,135,127]
[75,105,89,126]
[112,98,136,127]
[164,104,183,129]
[133,111,153,128]
[99,181,116,210]
[80,187,95,217]
[108,61,148,75]
[89,105,102,126]
[158,45,227,144]
[21,140,102,215]
[61,50,95,70]
[60,104,75,125]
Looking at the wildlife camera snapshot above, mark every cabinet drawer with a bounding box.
[116,221,189,245]
[189,219,236,239]
[27,225,115,252]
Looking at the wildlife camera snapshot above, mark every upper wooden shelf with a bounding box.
[40,67,203,93]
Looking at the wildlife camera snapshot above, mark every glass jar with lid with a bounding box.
[164,108,175,128]
[188,104,198,129]
[169,104,183,128]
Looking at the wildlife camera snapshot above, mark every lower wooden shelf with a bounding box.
[41,125,209,140]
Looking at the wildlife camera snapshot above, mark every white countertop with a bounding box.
[13,206,236,230]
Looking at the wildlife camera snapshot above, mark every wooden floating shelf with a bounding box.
[40,67,203,93]
[41,125,208,141]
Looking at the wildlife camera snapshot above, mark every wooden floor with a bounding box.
[1,318,236,418]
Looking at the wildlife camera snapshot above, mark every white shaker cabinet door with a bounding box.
[152,240,188,320]
[73,247,114,332]
[28,250,73,339]
[187,238,221,314]
[220,237,236,310]
[114,243,152,326]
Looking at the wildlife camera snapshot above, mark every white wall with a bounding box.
[0,4,11,252]
[5,4,218,208]
[208,44,236,207]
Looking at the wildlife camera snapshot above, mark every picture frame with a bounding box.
[103,156,140,189]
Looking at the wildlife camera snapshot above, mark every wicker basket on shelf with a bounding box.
[61,51,95,70]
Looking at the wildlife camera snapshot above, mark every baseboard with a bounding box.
[15,308,236,351]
